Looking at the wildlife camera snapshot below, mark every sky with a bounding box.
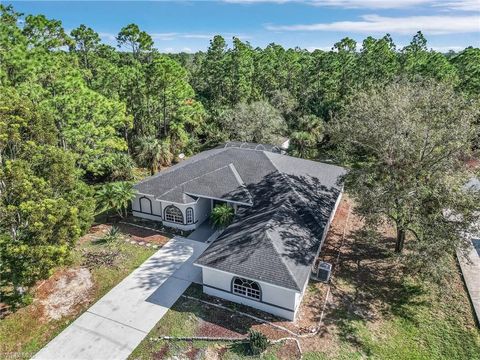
[5,0,480,53]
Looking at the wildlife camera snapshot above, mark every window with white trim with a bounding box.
[164,205,183,224]
[232,277,261,301]
[186,207,194,224]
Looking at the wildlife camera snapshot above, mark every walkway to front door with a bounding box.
[33,234,210,360]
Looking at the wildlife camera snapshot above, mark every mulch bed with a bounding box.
[185,346,202,360]
[152,344,170,360]
[195,319,246,339]
[78,224,112,244]
[276,339,302,360]
[79,222,171,247]
[116,223,171,245]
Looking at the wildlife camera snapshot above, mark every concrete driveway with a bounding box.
[33,236,209,360]
[458,237,480,325]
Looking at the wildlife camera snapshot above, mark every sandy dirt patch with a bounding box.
[36,267,94,321]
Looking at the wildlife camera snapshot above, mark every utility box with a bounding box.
[315,261,332,283]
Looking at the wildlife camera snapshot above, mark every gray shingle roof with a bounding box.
[134,146,274,203]
[134,143,346,291]
[182,164,253,205]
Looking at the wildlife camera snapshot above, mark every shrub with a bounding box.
[248,329,269,355]
[102,226,120,245]
[95,181,136,218]
[108,153,135,181]
[210,204,235,229]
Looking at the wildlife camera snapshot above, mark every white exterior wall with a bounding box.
[199,266,299,321]
[195,197,212,225]
[131,194,162,221]
[160,200,196,231]
[132,194,214,231]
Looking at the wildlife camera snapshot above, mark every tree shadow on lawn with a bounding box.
[318,228,427,349]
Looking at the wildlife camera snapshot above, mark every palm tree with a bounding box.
[290,131,316,159]
[134,136,173,175]
[290,115,324,159]
[95,181,136,219]
[210,204,235,229]
[168,122,188,157]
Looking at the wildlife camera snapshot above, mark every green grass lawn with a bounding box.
[0,234,156,359]
[129,286,294,360]
[301,244,480,359]
[302,272,480,360]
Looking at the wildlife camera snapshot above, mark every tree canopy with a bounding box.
[330,81,479,278]
[1,3,479,298]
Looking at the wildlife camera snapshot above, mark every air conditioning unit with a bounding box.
[314,261,332,283]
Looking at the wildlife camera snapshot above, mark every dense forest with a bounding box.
[1,4,479,302]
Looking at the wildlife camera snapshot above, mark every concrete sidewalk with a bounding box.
[457,238,480,325]
[33,237,209,360]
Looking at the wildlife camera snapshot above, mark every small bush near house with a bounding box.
[102,226,120,245]
[248,329,269,355]
[210,204,235,229]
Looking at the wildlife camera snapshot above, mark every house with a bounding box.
[132,142,346,320]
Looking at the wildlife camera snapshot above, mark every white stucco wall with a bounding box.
[195,197,212,225]
[131,194,162,221]
[199,266,299,321]
[131,194,214,231]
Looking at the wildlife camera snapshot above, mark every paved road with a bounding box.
[457,237,480,325]
[33,236,209,360]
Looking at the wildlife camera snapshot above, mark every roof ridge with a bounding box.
[265,150,345,172]
[228,163,244,186]
[264,222,303,290]
[136,147,228,186]
[222,142,281,153]
[158,162,232,199]
[262,151,328,228]
[228,163,254,205]
[263,230,302,291]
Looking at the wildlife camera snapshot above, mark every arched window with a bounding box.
[232,277,261,301]
[139,196,152,214]
[186,207,194,224]
[164,205,183,224]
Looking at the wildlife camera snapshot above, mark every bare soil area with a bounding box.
[35,268,94,322]
[78,223,112,244]
[116,223,171,245]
